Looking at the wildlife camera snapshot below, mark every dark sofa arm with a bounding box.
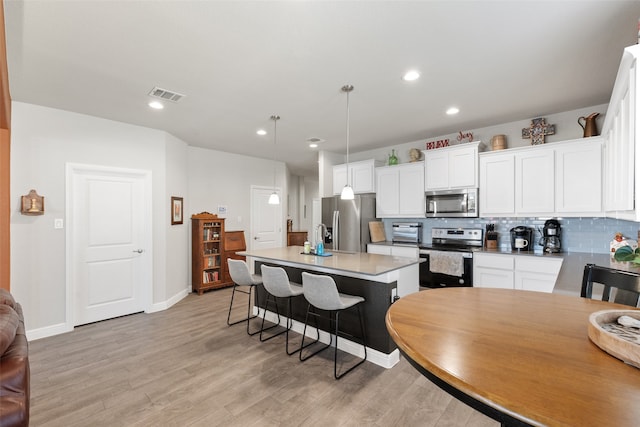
[0,302,30,427]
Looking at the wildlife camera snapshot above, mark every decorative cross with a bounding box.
[522,117,556,145]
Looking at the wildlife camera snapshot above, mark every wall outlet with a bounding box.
[54,218,64,229]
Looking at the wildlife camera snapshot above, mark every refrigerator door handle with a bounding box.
[333,210,339,250]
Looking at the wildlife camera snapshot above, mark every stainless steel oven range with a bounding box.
[419,227,483,288]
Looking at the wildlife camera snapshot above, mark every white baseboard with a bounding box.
[258,308,400,369]
[27,287,191,341]
[26,322,73,341]
[147,287,190,313]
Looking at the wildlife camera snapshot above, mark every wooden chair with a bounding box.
[581,263,640,307]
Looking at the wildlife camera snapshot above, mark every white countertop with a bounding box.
[237,245,421,277]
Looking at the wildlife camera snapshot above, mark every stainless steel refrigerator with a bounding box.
[321,193,376,253]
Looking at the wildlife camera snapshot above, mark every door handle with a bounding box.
[133,249,144,253]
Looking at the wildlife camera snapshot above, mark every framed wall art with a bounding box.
[171,196,183,225]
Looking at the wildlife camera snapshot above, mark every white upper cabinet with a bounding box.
[602,44,639,219]
[515,147,555,215]
[332,159,381,195]
[424,142,480,191]
[375,162,425,218]
[479,138,603,217]
[479,152,515,216]
[333,165,348,195]
[375,166,400,217]
[398,163,425,216]
[555,138,603,214]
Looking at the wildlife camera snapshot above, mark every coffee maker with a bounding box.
[510,226,533,251]
[540,219,561,253]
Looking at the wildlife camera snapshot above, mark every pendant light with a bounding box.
[268,115,280,205]
[340,84,355,200]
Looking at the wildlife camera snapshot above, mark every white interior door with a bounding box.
[250,186,283,250]
[68,164,151,326]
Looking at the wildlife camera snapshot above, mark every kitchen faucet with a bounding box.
[316,223,328,245]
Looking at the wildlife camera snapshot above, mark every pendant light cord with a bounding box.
[342,84,354,184]
[273,116,277,190]
[271,115,280,192]
[346,88,350,167]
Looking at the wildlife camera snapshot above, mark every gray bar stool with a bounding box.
[299,271,367,379]
[260,265,311,355]
[226,259,264,336]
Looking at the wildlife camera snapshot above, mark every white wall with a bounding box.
[10,103,286,338]
[164,133,190,303]
[10,102,179,333]
[187,146,287,241]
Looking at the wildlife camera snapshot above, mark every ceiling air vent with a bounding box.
[148,86,186,103]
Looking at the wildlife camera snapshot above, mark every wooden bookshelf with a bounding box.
[191,212,227,295]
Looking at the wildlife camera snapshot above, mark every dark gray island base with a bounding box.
[254,261,397,354]
[238,246,421,368]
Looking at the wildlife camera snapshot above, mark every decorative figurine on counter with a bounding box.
[388,149,398,165]
[522,117,556,145]
[610,232,638,254]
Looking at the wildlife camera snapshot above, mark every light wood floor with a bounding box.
[28,287,498,427]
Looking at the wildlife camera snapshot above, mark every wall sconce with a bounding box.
[21,189,44,215]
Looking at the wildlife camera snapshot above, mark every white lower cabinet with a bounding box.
[390,245,419,258]
[514,257,563,293]
[473,253,514,289]
[367,244,391,255]
[473,252,563,293]
[367,244,418,258]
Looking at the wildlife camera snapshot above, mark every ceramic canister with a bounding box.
[491,134,507,151]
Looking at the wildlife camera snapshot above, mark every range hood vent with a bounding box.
[148,86,185,103]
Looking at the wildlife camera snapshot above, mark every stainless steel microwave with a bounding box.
[425,188,478,218]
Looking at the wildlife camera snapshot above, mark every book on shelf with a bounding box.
[202,270,220,284]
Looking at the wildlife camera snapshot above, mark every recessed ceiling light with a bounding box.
[256,129,267,136]
[148,101,164,110]
[402,70,420,81]
[446,107,460,115]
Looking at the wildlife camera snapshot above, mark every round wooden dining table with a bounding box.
[385,287,640,427]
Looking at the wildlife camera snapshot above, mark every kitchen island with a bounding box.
[237,246,421,368]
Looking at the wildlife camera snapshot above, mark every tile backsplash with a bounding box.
[382,217,640,254]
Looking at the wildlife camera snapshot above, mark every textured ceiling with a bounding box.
[5,1,640,176]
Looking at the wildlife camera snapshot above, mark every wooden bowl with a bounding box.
[588,310,640,368]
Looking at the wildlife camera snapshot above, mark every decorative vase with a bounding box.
[388,149,398,165]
